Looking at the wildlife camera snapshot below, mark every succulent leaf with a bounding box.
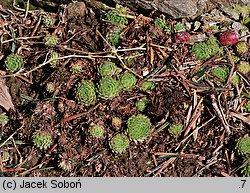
[106,26,123,46]
[135,98,148,112]
[168,123,183,137]
[45,35,58,47]
[140,81,155,91]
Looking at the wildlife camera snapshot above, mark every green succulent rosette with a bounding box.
[168,123,183,137]
[237,135,250,157]
[120,72,137,90]
[238,61,250,74]
[98,61,118,77]
[135,98,148,112]
[126,114,151,142]
[106,6,128,25]
[140,81,155,91]
[89,124,105,138]
[32,131,53,150]
[4,54,24,72]
[45,35,58,47]
[98,77,121,99]
[106,26,123,46]
[75,80,97,106]
[109,134,130,154]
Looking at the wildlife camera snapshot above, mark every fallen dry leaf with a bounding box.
[0,70,15,111]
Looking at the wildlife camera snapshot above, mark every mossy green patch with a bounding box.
[191,36,222,61]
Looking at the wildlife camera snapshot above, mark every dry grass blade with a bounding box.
[155,157,176,176]
[183,97,203,137]
[229,112,250,125]
[211,94,231,134]
[0,71,15,111]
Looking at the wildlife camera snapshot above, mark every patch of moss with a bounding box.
[191,36,222,61]
[211,66,229,83]
[106,5,128,25]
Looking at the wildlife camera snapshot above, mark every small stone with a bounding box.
[232,22,247,31]
[66,2,87,20]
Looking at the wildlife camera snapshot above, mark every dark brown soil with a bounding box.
[0,2,249,177]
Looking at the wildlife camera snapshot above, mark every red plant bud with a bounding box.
[173,32,190,43]
[218,31,238,45]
